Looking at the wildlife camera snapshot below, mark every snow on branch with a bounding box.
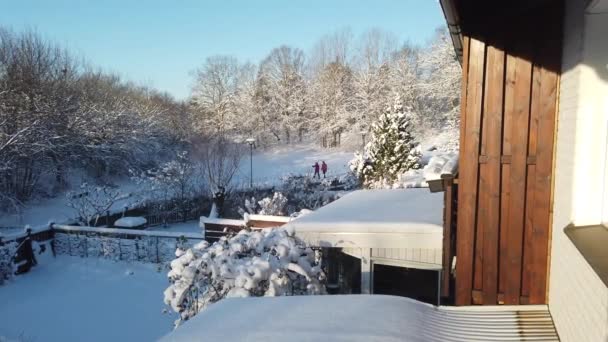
[163,227,326,327]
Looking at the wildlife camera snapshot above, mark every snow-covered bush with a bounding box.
[350,101,422,189]
[0,240,16,285]
[132,151,203,210]
[164,227,326,327]
[257,192,288,215]
[241,192,288,216]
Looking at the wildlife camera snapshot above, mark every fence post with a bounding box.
[118,234,123,261]
[84,233,88,258]
[155,236,160,264]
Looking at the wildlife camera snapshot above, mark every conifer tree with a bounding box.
[350,99,421,188]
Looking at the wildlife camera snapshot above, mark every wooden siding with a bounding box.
[454,3,562,305]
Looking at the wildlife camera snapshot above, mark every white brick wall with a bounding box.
[549,0,608,341]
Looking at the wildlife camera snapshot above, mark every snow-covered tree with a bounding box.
[414,28,461,134]
[190,55,240,136]
[309,61,356,147]
[164,227,325,327]
[350,100,422,188]
[0,27,186,209]
[257,46,307,144]
[66,183,123,225]
[133,151,203,219]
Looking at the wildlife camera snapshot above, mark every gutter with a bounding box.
[439,0,464,64]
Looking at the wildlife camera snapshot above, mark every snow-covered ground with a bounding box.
[0,144,355,230]
[233,144,354,187]
[0,256,174,341]
[146,221,203,235]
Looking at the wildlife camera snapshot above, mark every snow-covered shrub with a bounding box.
[350,100,422,189]
[132,151,203,213]
[164,227,326,327]
[257,192,288,215]
[66,183,123,225]
[0,240,16,285]
[241,192,288,216]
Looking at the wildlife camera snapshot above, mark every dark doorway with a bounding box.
[373,264,438,305]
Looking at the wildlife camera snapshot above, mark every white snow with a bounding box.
[422,152,458,181]
[52,224,204,240]
[161,294,553,342]
[234,144,354,187]
[284,188,443,250]
[114,216,147,228]
[246,214,291,223]
[145,221,203,235]
[0,256,175,341]
[286,188,443,234]
[160,295,430,342]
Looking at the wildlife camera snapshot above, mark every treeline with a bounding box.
[190,28,460,148]
[0,26,460,211]
[0,28,191,209]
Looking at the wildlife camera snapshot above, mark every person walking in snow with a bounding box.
[313,162,320,179]
[321,161,328,178]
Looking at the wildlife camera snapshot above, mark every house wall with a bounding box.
[548,0,608,340]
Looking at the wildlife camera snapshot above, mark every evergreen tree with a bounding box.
[350,99,421,188]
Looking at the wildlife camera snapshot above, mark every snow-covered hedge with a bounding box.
[0,241,16,285]
[164,227,326,327]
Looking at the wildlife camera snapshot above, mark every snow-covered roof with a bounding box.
[113,216,147,228]
[160,295,557,342]
[246,214,291,223]
[285,189,443,249]
[423,152,459,182]
[200,217,244,227]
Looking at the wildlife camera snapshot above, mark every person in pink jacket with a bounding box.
[321,161,328,178]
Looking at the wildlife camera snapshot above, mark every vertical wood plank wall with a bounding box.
[454,8,562,305]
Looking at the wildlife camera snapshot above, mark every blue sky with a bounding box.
[1,0,446,99]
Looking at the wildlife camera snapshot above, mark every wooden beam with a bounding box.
[479,44,505,305]
[455,36,484,306]
[503,52,532,305]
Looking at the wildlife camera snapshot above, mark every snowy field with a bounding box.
[233,144,354,187]
[0,256,175,341]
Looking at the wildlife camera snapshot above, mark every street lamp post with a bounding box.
[245,138,256,188]
[360,130,367,148]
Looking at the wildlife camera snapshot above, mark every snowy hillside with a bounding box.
[0,144,355,229]
[233,144,355,187]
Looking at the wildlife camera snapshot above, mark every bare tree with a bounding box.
[199,137,244,194]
